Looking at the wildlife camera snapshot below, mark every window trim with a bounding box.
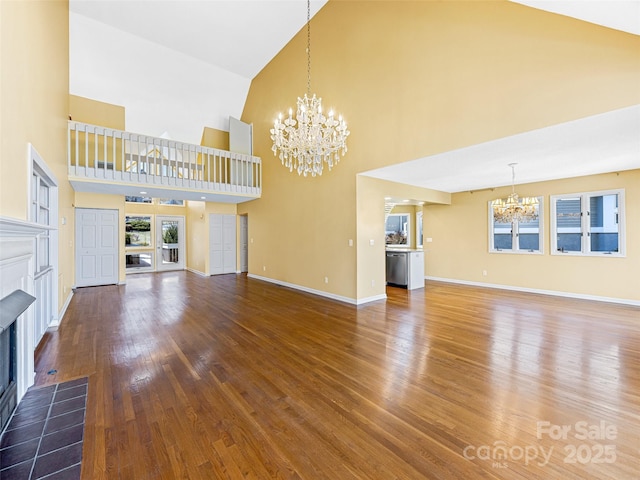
[488,196,544,255]
[550,188,625,257]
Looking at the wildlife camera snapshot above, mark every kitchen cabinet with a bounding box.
[385,249,424,290]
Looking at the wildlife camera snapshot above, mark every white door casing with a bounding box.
[240,215,248,273]
[210,214,223,275]
[223,215,236,273]
[29,144,59,341]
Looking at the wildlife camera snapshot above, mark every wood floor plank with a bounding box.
[34,272,640,479]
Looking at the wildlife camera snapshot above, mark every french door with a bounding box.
[156,216,185,271]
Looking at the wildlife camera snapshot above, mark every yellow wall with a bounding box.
[424,170,640,302]
[0,0,72,313]
[69,95,125,129]
[186,201,208,274]
[201,127,229,151]
[241,0,640,302]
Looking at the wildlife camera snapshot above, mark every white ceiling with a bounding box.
[69,0,328,79]
[69,0,640,194]
[362,105,640,194]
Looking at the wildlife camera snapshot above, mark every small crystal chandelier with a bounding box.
[270,0,350,177]
[492,163,539,223]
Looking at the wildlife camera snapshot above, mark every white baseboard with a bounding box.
[52,289,74,328]
[425,276,640,307]
[186,267,207,277]
[247,274,387,305]
[357,293,388,305]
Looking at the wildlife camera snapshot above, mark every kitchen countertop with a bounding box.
[385,247,423,252]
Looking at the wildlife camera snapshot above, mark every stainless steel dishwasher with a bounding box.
[386,251,408,286]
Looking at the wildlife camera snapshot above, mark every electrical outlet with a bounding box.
[324,277,329,284]
[482,270,488,276]
[263,265,266,272]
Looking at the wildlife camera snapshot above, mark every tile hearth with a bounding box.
[0,377,87,479]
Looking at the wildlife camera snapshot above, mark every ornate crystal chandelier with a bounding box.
[270,0,349,177]
[492,163,539,223]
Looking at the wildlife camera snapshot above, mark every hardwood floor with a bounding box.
[34,272,640,479]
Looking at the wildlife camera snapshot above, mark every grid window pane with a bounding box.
[552,190,623,255]
[126,253,153,269]
[589,194,618,253]
[519,233,539,251]
[493,233,512,250]
[557,233,581,252]
[125,216,152,247]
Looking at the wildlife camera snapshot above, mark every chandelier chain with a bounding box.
[509,162,516,194]
[269,0,350,177]
[307,0,311,95]
[492,163,539,223]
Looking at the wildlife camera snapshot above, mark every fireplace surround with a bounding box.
[0,217,49,433]
[0,290,36,432]
[0,322,17,432]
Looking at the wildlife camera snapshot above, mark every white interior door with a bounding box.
[156,216,185,271]
[223,215,236,273]
[209,214,236,275]
[75,208,118,287]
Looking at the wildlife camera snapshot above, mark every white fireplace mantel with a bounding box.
[0,216,54,236]
[0,216,49,402]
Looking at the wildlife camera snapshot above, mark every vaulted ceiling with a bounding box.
[69,1,639,193]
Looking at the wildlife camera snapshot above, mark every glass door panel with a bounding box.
[156,216,185,271]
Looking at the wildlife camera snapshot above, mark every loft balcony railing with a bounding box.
[67,121,261,200]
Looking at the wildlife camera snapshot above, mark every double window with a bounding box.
[551,189,624,256]
[489,197,543,254]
